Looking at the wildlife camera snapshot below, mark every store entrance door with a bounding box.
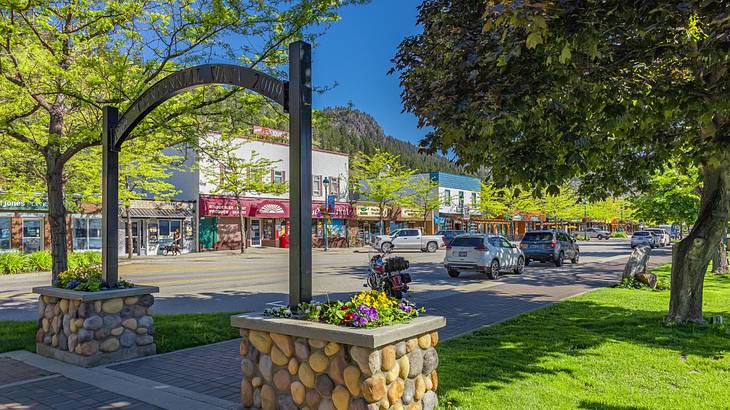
[250,219,262,247]
[124,220,144,256]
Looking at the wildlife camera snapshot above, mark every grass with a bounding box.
[0,312,242,355]
[438,263,730,410]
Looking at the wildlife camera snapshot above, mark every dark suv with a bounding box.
[436,230,466,246]
[519,230,580,266]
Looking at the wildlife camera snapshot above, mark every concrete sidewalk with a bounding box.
[0,249,672,409]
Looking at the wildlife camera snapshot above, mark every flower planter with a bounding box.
[231,313,446,410]
[32,285,159,367]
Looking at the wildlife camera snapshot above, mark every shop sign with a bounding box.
[356,206,381,218]
[0,199,47,211]
[398,208,421,220]
[199,195,253,217]
[312,203,353,219]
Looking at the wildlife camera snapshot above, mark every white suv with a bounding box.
[444,234,525,280]
[646,228,670,247]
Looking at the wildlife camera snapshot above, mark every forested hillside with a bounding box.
[314,106,462,173]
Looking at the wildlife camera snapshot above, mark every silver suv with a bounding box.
[631,231,656,248]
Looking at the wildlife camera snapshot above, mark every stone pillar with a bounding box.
[33,285,159,367]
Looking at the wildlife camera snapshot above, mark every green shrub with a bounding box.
[67,251,101,270]
[610,232,629,238]
[0,252,30,275]
[27,251,52,272]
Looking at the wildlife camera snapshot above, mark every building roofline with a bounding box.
[207,132,348,158]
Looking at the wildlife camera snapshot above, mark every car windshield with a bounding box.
[523,232,553,241]
[450,237,483,247]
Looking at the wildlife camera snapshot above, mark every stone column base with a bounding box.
[32,285,159,368]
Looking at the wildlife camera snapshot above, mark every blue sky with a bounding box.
[311,0,427,145]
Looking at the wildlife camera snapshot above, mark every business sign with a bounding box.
[199,195,253,217]
[253,125,289,140]
[312,203,353,219]
[326,195,336,213]
[0,199,48,211]
[356,206,381,218]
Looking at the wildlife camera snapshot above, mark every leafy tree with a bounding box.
[202,136,287,253]
[119,141,182,259]
[0,0,359,280]
[586,198,633,225]
[478,183,509,219]
[351,149,415,234]
[631,169,701,227]
[393,0,730,324]
[406,175,441,228]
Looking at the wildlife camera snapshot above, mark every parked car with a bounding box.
[436,230,466,246]
[585,227,611,240]
[646,228,671,247]
[519,230,580,267]
[443,234,524,279]
[631,231,657,248]
[372,229,445,253]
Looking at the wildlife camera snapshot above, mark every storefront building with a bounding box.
[426,172,482,233]
[119,200,196,256]
[0,199,51,253]
[199,195,353,249]
[198,134,351,249]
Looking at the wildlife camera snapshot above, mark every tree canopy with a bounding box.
[393,0,730,323]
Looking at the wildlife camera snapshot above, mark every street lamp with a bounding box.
[323,177,330,251]
[376,164,391,235]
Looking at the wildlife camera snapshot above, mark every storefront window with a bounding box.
[443,190,451,205]
[471,192,477,205]
[159,220,182,239]
[72,216,102,251]
[458,191,465,208]
[0,218,10,251]
[262,218,276,241]
[22,219,42,253]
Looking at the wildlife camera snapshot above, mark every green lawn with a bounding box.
[0,312,242,355]
[438,264,730,409]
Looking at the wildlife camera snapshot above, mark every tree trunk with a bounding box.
[237,198,246,254]
[125,205,133,259]
[667,151,730,324]
[711,224,728,274]
[46,155,67,283]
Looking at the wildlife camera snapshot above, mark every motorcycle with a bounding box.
[365,251,412,299]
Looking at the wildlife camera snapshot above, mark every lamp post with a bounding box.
[323,177,329,251]
[583,199,588,240]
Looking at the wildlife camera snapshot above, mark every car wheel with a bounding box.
[447,269,460,278]
[381,242,393,253]
[571,251,579,264]
[488,259,500,279]
[554,252,564,267]
[597,235,603,240]
[426,241,438,253]
[514,256,525,274]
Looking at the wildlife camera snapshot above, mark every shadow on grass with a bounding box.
[438,295,730,408]
[578,401,651,410]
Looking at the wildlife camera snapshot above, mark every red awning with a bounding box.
[254,199,289,217]
[199,195,255,217]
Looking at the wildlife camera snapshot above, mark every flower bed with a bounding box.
[55,265,134,292]
[264,291,423,329]
[235,292,445,410]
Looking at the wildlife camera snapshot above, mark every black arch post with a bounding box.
[102,106,119,287]
[288,41,313,307]
[98,42,312,306]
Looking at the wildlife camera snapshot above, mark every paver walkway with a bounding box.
[1,248,672,409]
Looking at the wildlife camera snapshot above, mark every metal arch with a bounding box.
[113,64,287,149]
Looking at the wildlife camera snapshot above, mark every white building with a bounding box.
[198,135,351,249]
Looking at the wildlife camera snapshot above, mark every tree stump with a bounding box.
[622,246,656,289]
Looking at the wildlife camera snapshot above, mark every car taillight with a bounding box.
[520,243,527,249]
[475,244,487,250]
[551,240,557,248]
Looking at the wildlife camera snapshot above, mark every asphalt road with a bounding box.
[0,239,672,336]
